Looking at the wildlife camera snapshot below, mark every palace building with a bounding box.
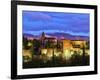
[23,32,89,62]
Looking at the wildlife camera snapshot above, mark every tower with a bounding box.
[41,32,45,40]
[41,32,45,48]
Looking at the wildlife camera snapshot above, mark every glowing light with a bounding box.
[85,49,90,55]
[70,51,74,55]
[47,49,53,58]
[54,52,61,57]
[63,49,71,60]
[22,50,32,62]
[78,50,83,55]
[23,50,32,58]
[28,42,32,47]
[41,49,47,55]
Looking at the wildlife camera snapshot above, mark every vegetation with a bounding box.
[22,36,90,69]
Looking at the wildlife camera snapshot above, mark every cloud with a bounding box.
[23,11,52,21]
[22,11,90,36]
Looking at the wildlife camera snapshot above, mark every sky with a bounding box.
[22,11,90,36]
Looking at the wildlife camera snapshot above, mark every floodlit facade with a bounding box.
[23,32,89,62]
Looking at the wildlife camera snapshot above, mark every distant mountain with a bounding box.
[23,33,34,37]
[23,33,39,39]
[46,32,89,40]
[23,32,89,41]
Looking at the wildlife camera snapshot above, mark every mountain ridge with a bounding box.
[23,32,89,40]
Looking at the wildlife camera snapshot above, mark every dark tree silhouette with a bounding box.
[32,39,41,55]
[86,41,90,49]
[82,43,86,65]
[23,36,29,49]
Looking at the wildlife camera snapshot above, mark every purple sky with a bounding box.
[22,11,90,36]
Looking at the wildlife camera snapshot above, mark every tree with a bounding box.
[32,39,41,55]
[23,37,28,49]
[82,43,86,65]
[86,41,90,49]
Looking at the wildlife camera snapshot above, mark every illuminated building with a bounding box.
[23,32,90,62]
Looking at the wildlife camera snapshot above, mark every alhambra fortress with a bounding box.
[23,32,89,63]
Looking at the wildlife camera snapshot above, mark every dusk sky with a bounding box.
[22,11,90,36]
